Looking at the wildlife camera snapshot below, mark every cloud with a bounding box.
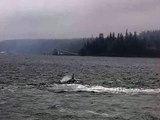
[0,0,159,40]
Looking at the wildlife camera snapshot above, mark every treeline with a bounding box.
[139,30,160,50]
[79,30,160,57]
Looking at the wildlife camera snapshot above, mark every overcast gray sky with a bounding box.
[0,0,160,40]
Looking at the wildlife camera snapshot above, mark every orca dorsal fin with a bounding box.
[71,74,75,80]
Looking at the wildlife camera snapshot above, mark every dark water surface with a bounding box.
[0,55,160,120]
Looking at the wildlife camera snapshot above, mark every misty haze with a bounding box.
[0,0,160,120]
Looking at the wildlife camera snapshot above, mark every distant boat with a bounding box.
[0,51,7,54]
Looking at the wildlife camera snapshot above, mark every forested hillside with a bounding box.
[80,30,160,57]
[1,30,160,57]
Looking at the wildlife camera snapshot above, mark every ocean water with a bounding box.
[0,55,160,120]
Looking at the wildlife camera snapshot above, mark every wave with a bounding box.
[86,110,110,117]
[47,84,160,94]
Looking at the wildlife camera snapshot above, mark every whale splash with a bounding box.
[60,74,82,84]
[47,84,160,94]
[48,75,160,94]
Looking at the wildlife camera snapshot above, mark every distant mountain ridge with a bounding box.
[0,39,85,55]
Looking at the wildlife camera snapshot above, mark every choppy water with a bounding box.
[48,84,160,94]
[0,55,160,120]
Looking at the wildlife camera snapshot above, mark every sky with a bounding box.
[0,0,160,40]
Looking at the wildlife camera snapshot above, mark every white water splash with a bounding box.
[48,84,160,94]
[86,110,110,117]
[60,75,72,83]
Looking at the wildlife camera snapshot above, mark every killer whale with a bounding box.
[60,74,82,84]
